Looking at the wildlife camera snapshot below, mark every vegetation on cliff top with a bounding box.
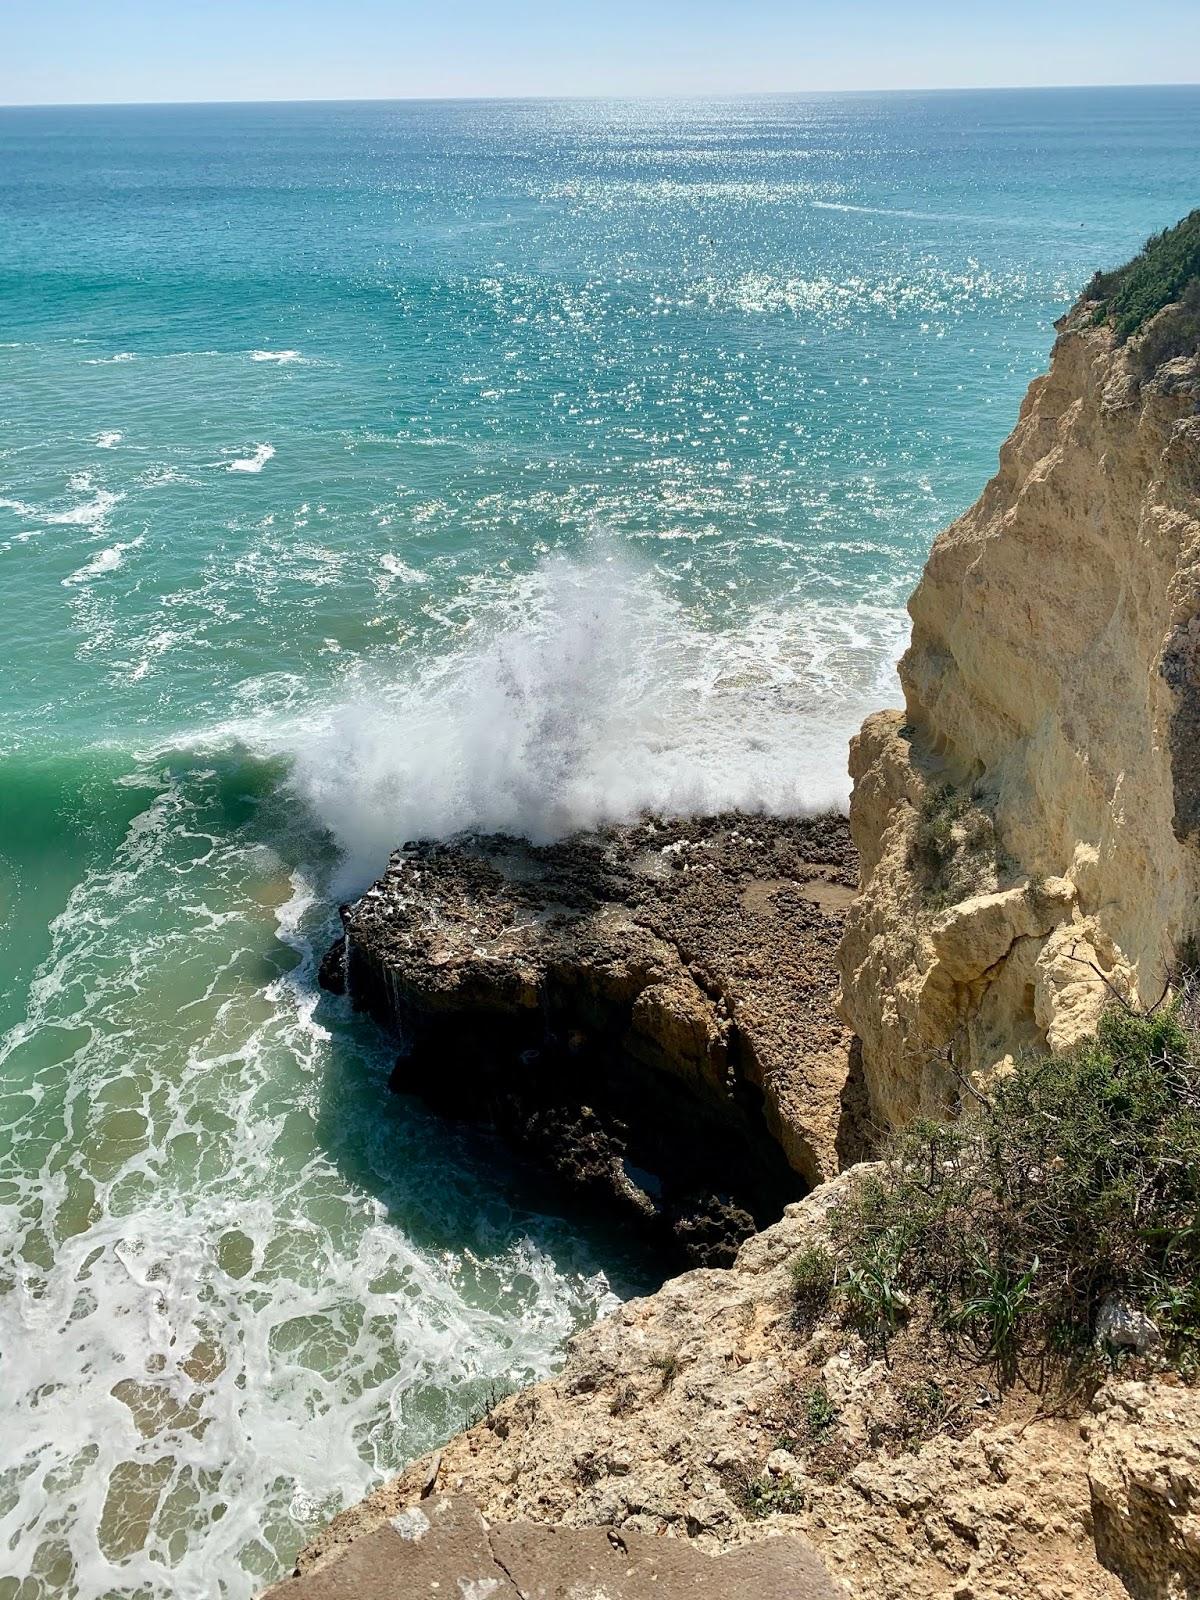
[1087,208,1200,340]
[802,997,1200,1385]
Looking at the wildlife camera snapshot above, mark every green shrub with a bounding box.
[650,1347,681,1389]
[911,784,970,877]
[790,1245,835,1325]
[944,1247,1039,1382]
[1130,278,1200,373]
[827,1003,1200,1381]
[742,1473,806,1519]
[1087,210,1200,341]
[803,1382,837,1438]
[910,781,1004,909]
[841,1232,911,1339]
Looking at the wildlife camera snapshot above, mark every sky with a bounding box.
[1,0,1198,105]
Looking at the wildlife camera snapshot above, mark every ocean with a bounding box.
[1,87,1197,1597]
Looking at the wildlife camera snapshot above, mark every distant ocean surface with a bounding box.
[1,88,1197,1597]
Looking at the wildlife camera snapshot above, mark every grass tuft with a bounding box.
[790,1245,835,1327]
[909,781,1007,909]
[650,1347,681,1389]
[803,1381,838,1438]
[740,1473,806,1519]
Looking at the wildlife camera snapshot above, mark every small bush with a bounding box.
[741,1473,806,1519]
[911,784,970,876]
[803,1382,837,1438]
[910,782,1004,909]
[827,1003,1200,1383]
[1087,209,1200,341]
[459,1380,512,1433]
[790,1245,835,1326]
[650,1347,681,1389]
[895,1380,954,1448]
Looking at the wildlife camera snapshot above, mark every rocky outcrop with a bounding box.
[839,297,1200,1124]
[327,813,863,1265]
[266,1493,838,1600]
[289,1174,1200,1600]
[1086,1382,1200,1600]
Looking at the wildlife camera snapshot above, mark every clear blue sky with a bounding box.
[2,0,1197,105]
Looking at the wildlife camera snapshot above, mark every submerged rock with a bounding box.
[323,812,863,1265]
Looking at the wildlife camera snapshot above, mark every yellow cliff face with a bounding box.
[839,301,1200,1127]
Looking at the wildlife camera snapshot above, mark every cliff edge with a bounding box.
[840,220,1200,1124]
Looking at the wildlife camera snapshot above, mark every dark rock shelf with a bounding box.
[322,812,864,1267]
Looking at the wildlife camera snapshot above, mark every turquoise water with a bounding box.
[0,89,1197,1597]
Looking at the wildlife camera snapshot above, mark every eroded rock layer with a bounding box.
[326,814,861,1265]
[839,300,1200,1124]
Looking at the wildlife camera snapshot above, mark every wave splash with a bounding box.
[290,552,905,893]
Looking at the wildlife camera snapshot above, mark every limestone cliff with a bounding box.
[280,235,1200,1600]
[839,289,1200,1124]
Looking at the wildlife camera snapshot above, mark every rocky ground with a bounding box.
[323,811,864,1265]
[290,806,1200,1600]
[295,1172,1200,1600]
[268,1494,838,1599]
[295,805,1200,1600]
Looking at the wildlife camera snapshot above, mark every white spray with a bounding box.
[290,550,907,893]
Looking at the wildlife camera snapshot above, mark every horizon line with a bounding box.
[2,80,1199,112]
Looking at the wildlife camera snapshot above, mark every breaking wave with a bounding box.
[289,552,906,893]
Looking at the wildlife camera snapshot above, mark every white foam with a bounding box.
[250,349,304,364]
[94,430,123,449]
[0,482,123,529]
[62,536,143,586]
[0,769,620,1600]
[288,551,906,894]
[226,443,276,474]
[378,554,425,585]
[83,352,136,364]
[138,464,196,487]
[812,199,964,222]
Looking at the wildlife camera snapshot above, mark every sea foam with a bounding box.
[226,443,276,473]
[62,536,143,586]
